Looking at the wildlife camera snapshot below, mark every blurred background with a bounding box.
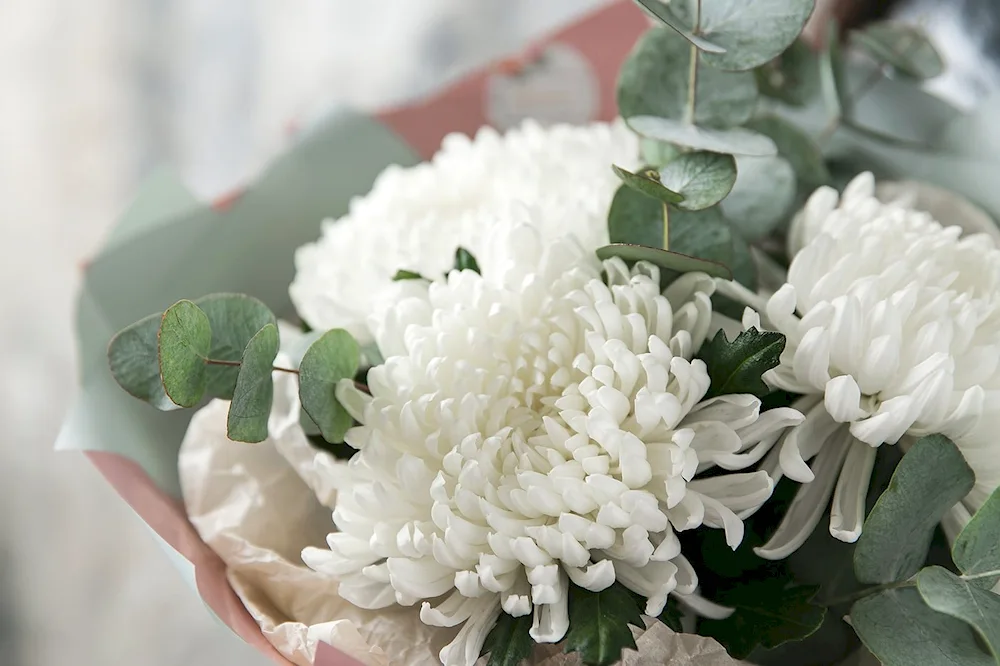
[0,1,997,665]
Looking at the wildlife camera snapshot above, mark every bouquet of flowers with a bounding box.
[60,1,1000,665]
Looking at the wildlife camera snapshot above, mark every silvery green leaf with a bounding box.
[853,22,945,80]
[670,207,734,269]
[107,312,178,411]
[756,39,821,107]
[721,155,797,240]
[917,566,1000,660]
[298,329,361,445]
[746,114,831,187]
[158,300,212,409]
[608,184,665,249]
[193,293,277,400]
[632,0,726,53]
[640,138,682,168]
[658,152,738,211]
[628,116,777,156]
[851,588,993,666]
[596,244,733,281]
[617,27,758,128]
[226,323,278,443]
[612,164,685,206]
[819,21,851,119]
[854,434,975,584]
[668,0,816,71]
[952,487,1000,589]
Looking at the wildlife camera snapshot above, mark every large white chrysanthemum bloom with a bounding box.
[302,219,803,666]
[754,172,1000,560]
[289,120,639,345]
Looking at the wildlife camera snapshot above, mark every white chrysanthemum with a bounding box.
[754,173,1000,560]
[302,220,802,666]
[289,120,639,345]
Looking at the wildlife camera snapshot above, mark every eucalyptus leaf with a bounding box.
[667,0,816,71]
[746,115,832,187]
[617,27,758,128]
[628,116,777,157]
[612,165,685,206]
[563,583,644,666]
[851,588,993,666]
[608,184,663,249]
[194,293,277,400]
[697,328,785,400]
[721,155,797,241]
[819,21,851,119]
[756,39,821,107]
[107,311,177,411]
[632,0,726,54]
[298,329,361,444]
[226,323,278,443]
[596,244,733,281]
[658,152,737,211]
[854,434,975,584]
[853,22,945,80]
[640,138,682,168]
[158,300,211,408]
[481,612,533,666]
[953,487,1000,589]
[669,207,734,271]
[917,566,1000,661]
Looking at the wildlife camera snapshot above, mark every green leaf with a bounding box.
[194,294,277,400]
[917,566,1000,661]
[597,244,733,281]
[612,165,685,206]
[854,434,975,584]
[563,583,644,666]
[226,323,279,443]
[157,300,212,408]
[392,269,426,281]
[853,22,945,80]
[454,247,481,275]
[617,27,758,128]
[628,116,777,157]
[721,155,797,241]
[819,21,851,119]
[657,152,737,211]
[699,578,825,659]
[697,328,785,400]
[298,329,361,444]
[953,487,1000,589]
[746,114,832,187]
[667,0,816,71]
[851,588,994,666]
[639,138,683,168]
[107,312,177,411]
[632,0,726,54]
[608,184,663,249]
[481,612,534,666]
[755,39,821,107]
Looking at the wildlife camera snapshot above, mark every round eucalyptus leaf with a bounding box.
[659,152,738,211]
[640,138,682,167]
[613,164,685,206]
[852,22,944,80]
[672,207,757,288]
[158,300,212,409]
[596,243,733,281]
[721,155,797,240]
[633,0,726,53]
[617,27,758,128]
[629,116,777,157]
[668,0,816,71]
[226,323,279,443]
[608,184,664,249]
[755,39,821,107]
[746,114,831,187]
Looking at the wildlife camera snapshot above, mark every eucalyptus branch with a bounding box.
[960,568,1000,583]
[662,202,671,251]
[204,357,299,375]
[684,0,702,125]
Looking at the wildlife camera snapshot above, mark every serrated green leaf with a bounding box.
[628,117,777,157]
[721,155,797,241]
[617,27,758,128]
[612,164,685,206]
[298,329,361,444]
[597,244,733,281]
[158,300,211,408]
[755,39,821,107]
[819,21,851,119]
[953,487,1000,589]
[454,247,481,275]
[699,578,825,659]
[658,152,737,211]
[392,269,426,282]
[481,612,533,666]
[853,22,944,80]
[608,184,663,249]
[854,435,975,584]
[917,566,1000,661]
[563,583,643,666]
[746,114,832,187]
[632,0,726,54]
[698,328,785,400]
[667,0,816,71]
[226,323,278,443]
[107,311,178,411]
[851,588,993,666]
[194,294,277,400]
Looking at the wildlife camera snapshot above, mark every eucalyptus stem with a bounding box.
[205,357,299,375]
[662,202,671,250]
[684,0,702,125]
[821,579,915,608]
[961,568,1000,583]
